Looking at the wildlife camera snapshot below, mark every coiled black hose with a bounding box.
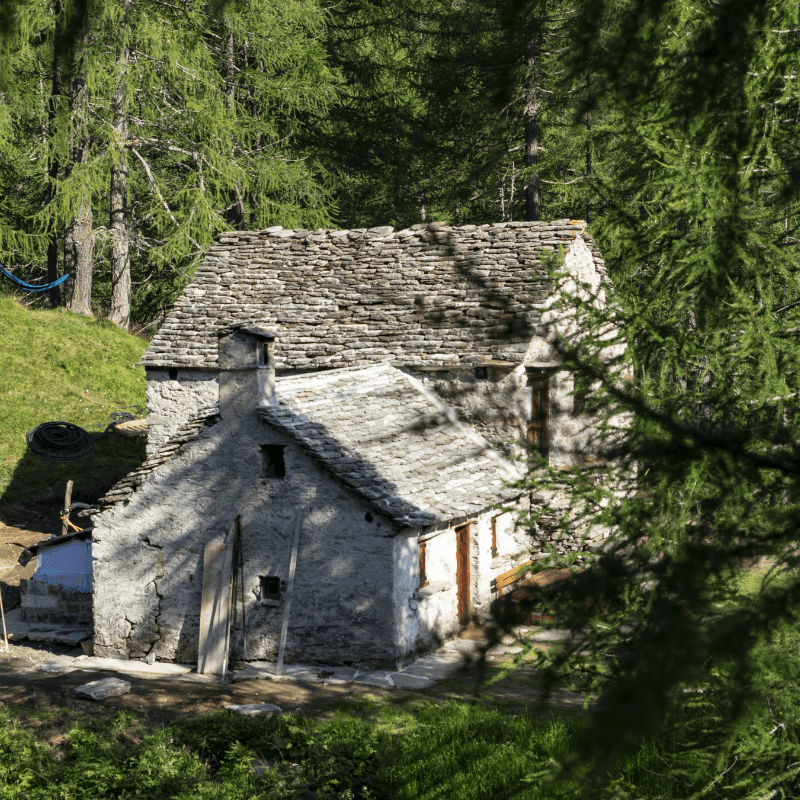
[26,421,96,462]
[25,405,146,462]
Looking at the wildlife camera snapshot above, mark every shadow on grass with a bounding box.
[0,429,146,527]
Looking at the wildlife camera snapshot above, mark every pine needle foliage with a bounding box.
[489,0,800,795]
[0,0,339,319]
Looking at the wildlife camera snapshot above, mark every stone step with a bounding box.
[1,607,91,647]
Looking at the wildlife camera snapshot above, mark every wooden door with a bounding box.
[455,524,470,626]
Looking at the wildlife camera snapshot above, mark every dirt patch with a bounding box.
[0,512,54,612]
[0,637,585,748]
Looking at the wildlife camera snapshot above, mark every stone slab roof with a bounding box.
[259,361,524,528]
[142,220,605,371]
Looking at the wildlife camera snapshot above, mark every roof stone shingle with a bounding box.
[259,361,524,528]
[142,220,605,371]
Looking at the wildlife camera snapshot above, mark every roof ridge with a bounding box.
[275,361,392,386]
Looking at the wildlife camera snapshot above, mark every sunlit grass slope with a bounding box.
[0,295,147,509]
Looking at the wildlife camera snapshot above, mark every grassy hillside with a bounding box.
[0,295,148,511]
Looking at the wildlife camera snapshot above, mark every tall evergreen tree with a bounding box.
[0,0,339,325]
[495,0,800,794]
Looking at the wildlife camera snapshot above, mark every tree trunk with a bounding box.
[586,72,592,224]
[64,3,93,316]
[45,1,64,309]
[523,39,540,222]
[108,29,130,329]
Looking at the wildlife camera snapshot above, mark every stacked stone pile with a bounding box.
[141,220,605,372]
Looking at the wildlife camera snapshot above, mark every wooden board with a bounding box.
[492,560,533,595]
[456,524,471,626]
[197,537,234,676]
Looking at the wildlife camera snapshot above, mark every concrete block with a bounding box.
[74,677,132,700]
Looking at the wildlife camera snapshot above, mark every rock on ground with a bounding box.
[74,676,131,700]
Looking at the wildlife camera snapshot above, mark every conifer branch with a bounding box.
[130,146,179,228]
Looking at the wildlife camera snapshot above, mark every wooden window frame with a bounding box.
[490,516,498,558]
[526,368,556,462]
[418,541,429,589]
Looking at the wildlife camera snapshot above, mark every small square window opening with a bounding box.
[260,340,275,367]
[261,445,286,478]
[474,366,488,380]
[260,575,281,601]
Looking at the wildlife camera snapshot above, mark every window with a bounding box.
[526,371,551,461]
[168,368,178,381]
[474,366,488,380]
[418,541,429,588]
[490,516,498,558]
[260,575,281,602]
[573,385,586,415]
[260,339,275,367]
[261,445,286,478]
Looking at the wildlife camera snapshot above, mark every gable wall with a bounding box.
[92,409,402,668]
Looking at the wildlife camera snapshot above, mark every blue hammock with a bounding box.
[0,262,69,292]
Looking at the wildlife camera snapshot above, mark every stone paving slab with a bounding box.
[400,653,467,681]
[319,667,358,685]
[390,672,434,690]
[71,656,193,676]
[486,644,524,655]
[225,703,283,716]
[352,671,395,688]
[530,629,578,643]
[2,608,91,647]
[75,677,131,701]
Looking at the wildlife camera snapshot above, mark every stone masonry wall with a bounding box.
[145,370,219,457]
[19,578,93,626]
[91,407,406,669]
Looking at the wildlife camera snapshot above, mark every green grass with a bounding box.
[0,702,587,800]
[0,294,148,508]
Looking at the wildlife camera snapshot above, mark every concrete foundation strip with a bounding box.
[276,505,306,676]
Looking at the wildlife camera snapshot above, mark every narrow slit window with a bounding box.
[490,516,498,558]
[261,445,286,478]
[260,575,281,601]
[418,541,428,588]
[527,375,550,462]
[260,340,275,366]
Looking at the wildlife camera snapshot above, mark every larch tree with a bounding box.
[490,0,800,795]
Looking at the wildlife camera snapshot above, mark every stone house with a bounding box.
[88,219,617,667]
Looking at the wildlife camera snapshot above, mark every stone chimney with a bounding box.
[217,321,278,420]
